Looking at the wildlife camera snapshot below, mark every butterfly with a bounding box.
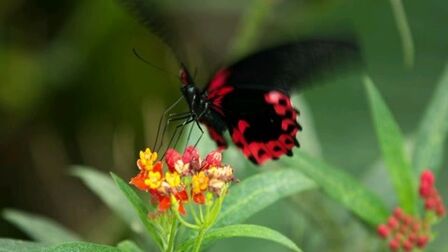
[120,1,359,164]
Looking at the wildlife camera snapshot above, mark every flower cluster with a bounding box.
[377,169,446,251]
[130,146,235,216]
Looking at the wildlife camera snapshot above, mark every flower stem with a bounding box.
[174,209,200,230]
[192,227,207,252]
[166,217,177,252]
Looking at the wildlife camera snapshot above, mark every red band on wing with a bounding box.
[230,91,301,165]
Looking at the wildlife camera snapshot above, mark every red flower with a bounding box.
[193,192,206,204]
[130,171,148,191]
[182,146,199,163]
[158,196,171,212]
[165,149,182,172]
[202,150,222,169]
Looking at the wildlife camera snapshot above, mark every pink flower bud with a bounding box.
[389,238,400,251]
[387,216,399,230]
[420,169,435,186]
[416,235,428,248]
[377,224,390,238]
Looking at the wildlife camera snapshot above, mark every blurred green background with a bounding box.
[0,0,447,251]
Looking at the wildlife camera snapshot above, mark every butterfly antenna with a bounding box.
[132,48,178,78]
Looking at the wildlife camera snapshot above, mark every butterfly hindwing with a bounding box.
[221,88,301,164]
[204,40,358,164]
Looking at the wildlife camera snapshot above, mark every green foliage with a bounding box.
[365,76,417,214]
[72,167,144,233]
[0,238,45,252]
[217,169,316,227]
[413,64,448,173]
[2,209,81,244]
[283,152,389,226]
[178,224,301,252]
[110,173,164,249]
[45,242,121,252]
[116,240,144,252]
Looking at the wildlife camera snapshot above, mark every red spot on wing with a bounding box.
[205,124,228,150]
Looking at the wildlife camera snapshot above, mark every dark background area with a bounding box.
[0,0,447,251]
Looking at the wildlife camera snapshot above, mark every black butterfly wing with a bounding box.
[204,40,359,164]
[219,40,360,92]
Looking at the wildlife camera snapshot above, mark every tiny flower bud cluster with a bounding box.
[419,170,445,217]
[377,169,446,251]
[130,146,235,215]
[377,208,429,251]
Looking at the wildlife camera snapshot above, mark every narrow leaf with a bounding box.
[178,224,301,252]
[2,209,81,244]
[110,173,163,248]
[389,0,414,67]
[365,76,417,214]
[117,240,144,252]
[45,241,120,251]
[71,166,143,233]
[217,169,316,227]
[0,238,46,252]
[283,152,389,226]
[413,64,448,173]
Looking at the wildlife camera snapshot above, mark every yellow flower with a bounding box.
[144,171,162,189]
[139,148,158,171]
[192,171,209,194]
[166,171,181,187]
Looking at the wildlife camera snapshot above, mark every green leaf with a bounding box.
[364,76,417,214]
[110,173,163,249]
[216,169,316,227]
[283,152,389,226]
[178,224,301,252]
[413,64,448,173]
[45,241,120,251]
[71,166,143,233]
[2,209,81,244]
[389,0,414,67]
[0,238,46,252]
[116,240,144,252]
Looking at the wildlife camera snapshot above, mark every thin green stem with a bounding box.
[174,209,200,230]
[192,227,207,252]
[166,217,177,252]
[199,204,204,223]
[188,204,200,224]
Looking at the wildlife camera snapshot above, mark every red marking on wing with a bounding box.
[205,124,228,150]
[208,69,230,92]
[230,91,301,165]
[207,69,233,115]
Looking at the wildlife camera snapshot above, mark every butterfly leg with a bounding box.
[155,113,192,152]
[152,96,184,150]
[193,121,204,148]
[183,123,195,149]
[161,117,195,158]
